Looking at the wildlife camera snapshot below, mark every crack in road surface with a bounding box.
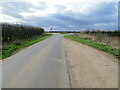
[64,49,72,88]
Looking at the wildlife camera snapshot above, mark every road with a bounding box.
[3,34,70,88]
[2,34,118,88]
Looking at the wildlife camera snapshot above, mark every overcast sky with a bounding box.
[0,0,119,31]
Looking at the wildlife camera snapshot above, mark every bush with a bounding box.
[1,23,44,44]
[83,30,120,36]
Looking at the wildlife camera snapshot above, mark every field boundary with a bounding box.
[2,34,54,59]
[64,35,120,59]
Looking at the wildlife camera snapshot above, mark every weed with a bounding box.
[64,35,120,59]
[2,34,54,59]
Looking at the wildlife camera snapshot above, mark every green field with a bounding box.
[64,35,120,59]
[2,34,54,59]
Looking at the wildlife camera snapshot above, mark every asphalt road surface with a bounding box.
[3,34,70,88]
[2,34,118,88]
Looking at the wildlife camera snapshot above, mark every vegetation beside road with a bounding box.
[64,34,120,59]
[2,34,53,59]
[83,30,120,36]
[75,32,119,48]
[1,23,54,59]
[2,23,44,44]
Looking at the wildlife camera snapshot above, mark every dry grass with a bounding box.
[77,33,119,49]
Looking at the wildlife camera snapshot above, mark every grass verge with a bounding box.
[2,34,54,59]
[64,35,120,59]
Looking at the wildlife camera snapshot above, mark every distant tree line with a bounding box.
[47,31,80,33]
[1,23,44,44]
[48,30,120,36]
[82,30,120,36]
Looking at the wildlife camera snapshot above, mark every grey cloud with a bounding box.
[91,2,117,17]
[50,2,117,30]
[35,2,48,10]
[22,15,67,27]
[1,2,118,31]
[1,1,48,18]
[55,5,66,10]
[1,2,34,18]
